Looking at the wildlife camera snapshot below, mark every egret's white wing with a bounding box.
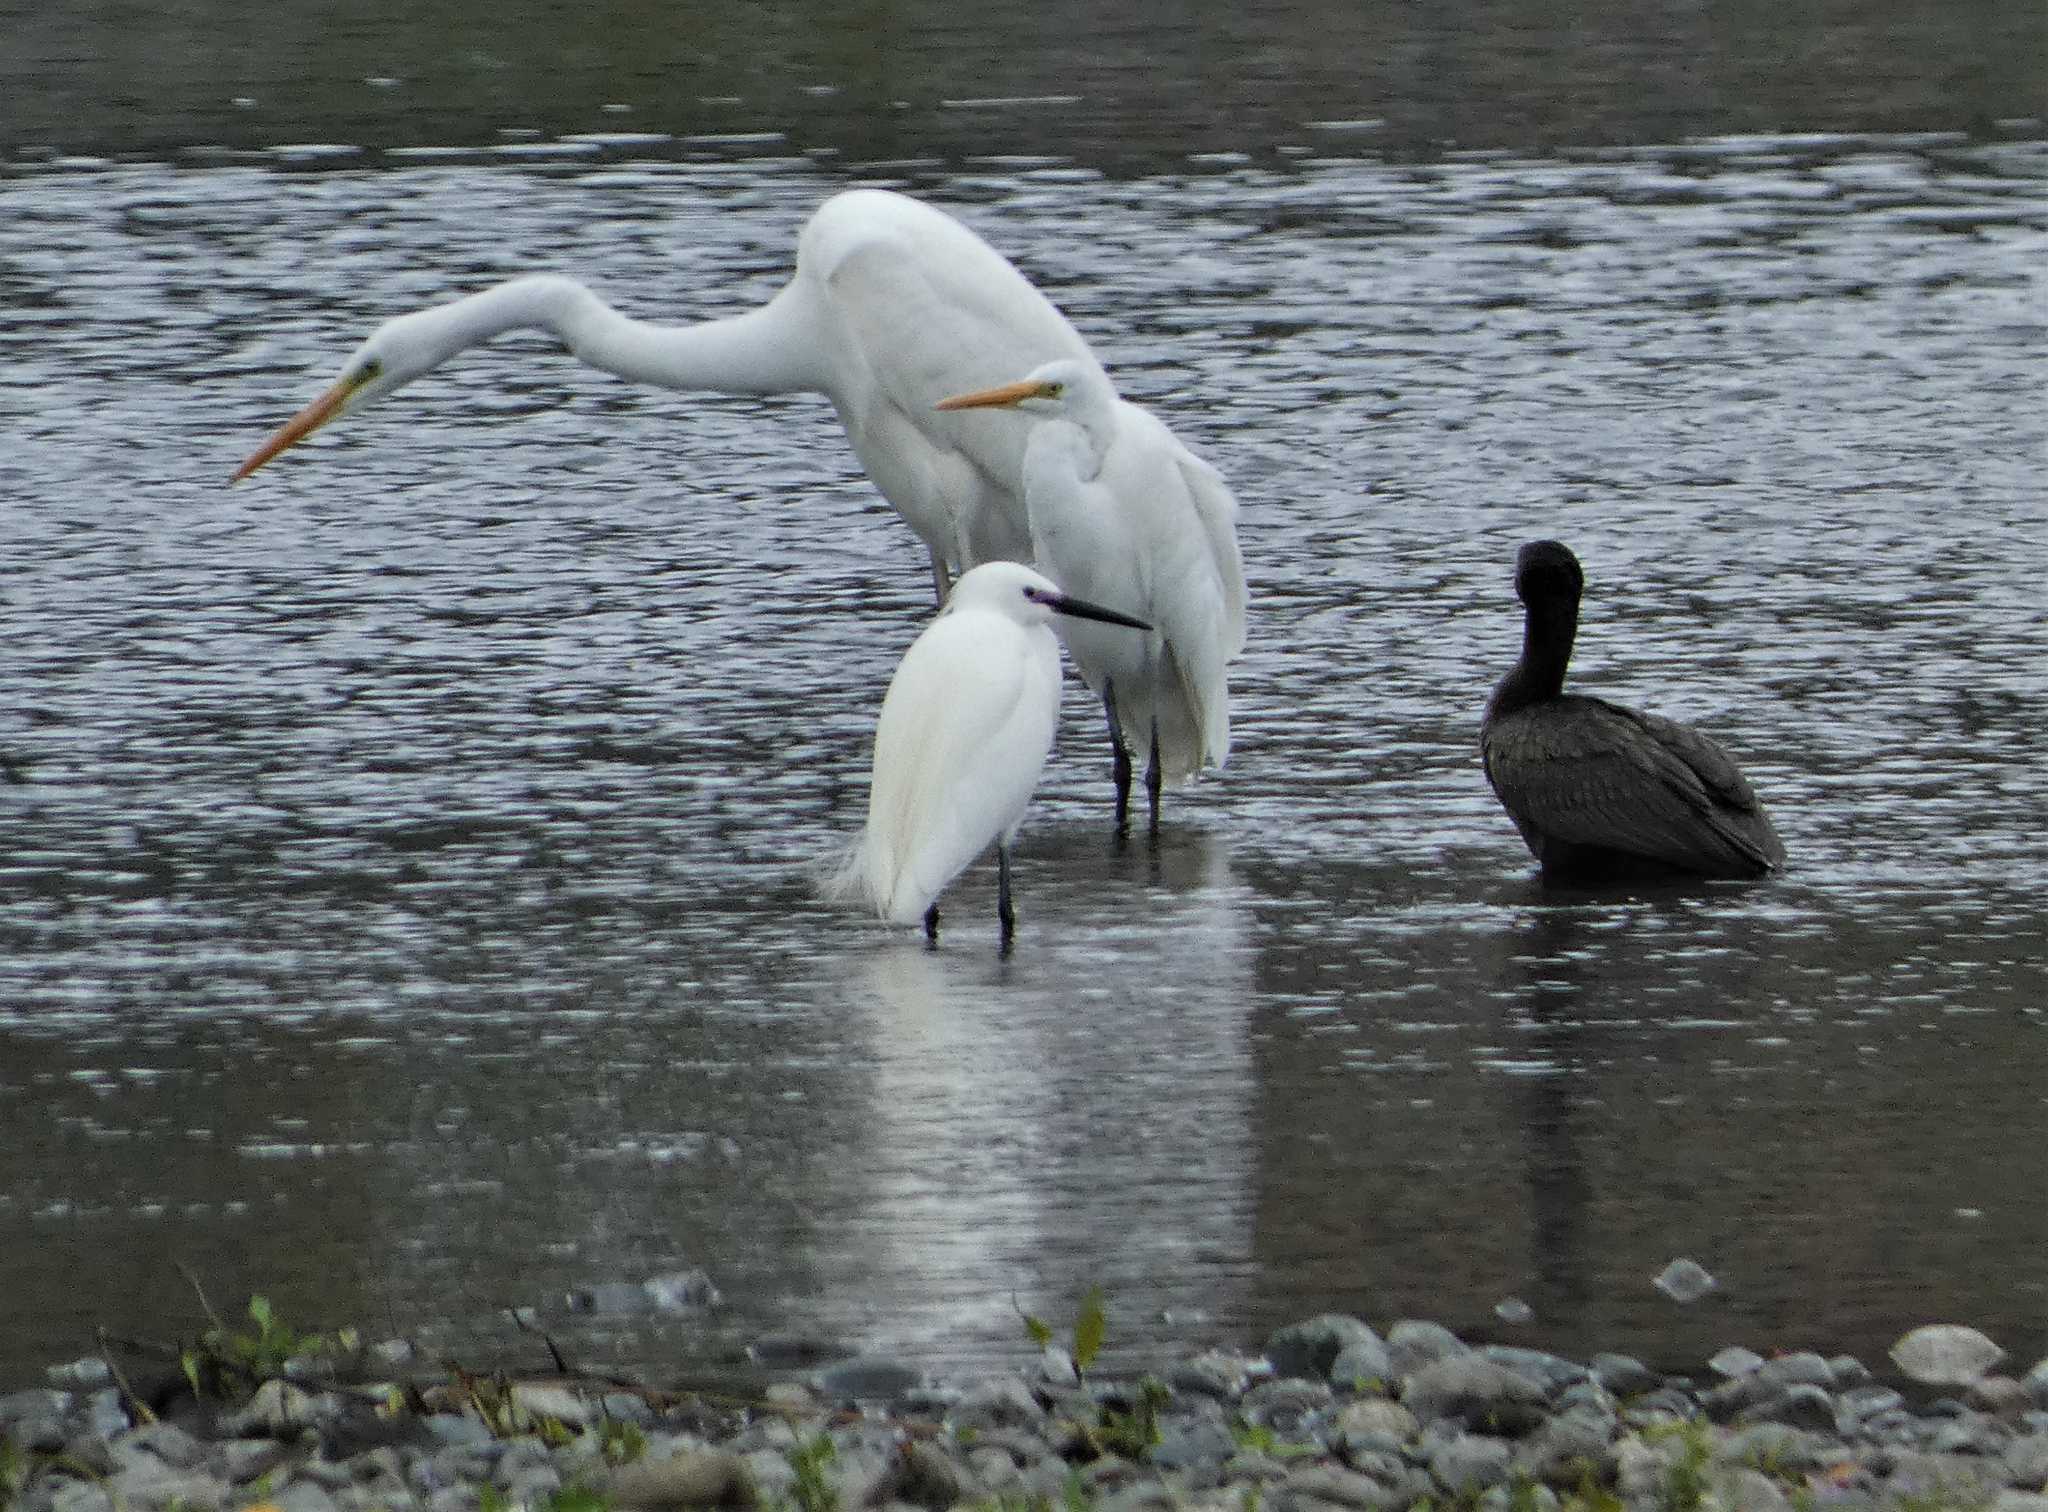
[802,192,1101,569]
[860,611,1061,923]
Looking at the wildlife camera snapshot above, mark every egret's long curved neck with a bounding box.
[1026,387,1119,486]
[1491,595,1580,717]
[419,274,830,397]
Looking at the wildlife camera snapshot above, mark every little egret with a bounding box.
[1481,540,1786,881]
[827,561,1149,949]
[936,359,1245,833]
[232,189,1114,600]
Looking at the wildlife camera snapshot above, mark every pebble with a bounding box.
[1891,1323,2007,1385]
[1652,1257,1718,1303]
[2,1313,2041,1512]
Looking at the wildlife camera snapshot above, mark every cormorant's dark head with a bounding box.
[1514,539,1585,609]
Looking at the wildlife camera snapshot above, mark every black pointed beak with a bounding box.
[1044,591,1150,632]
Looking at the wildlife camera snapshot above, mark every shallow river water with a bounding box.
[1,81,2044,1393]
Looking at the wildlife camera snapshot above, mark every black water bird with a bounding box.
[1480,540,1786,881]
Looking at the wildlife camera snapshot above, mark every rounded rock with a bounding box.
[1265,1315,1386,1384]
[1891,1324,2007,1386]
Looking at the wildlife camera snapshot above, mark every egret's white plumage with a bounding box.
[233,189,1104,597]
[827,561,1149,945]
[936,359,1246,830]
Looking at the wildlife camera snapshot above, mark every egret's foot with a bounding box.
[997,846,1017,952]
[1145,719,1163,836]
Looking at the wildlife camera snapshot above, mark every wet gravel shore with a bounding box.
[5,1314,2047,1512]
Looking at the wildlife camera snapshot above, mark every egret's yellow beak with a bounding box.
[232,371,368,482]
[934,378,1052,413]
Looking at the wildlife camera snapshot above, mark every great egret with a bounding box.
[936,359,1246,833]
[1481,540,1786,881]
[826,561,1149,949]
[232,188,1108,600]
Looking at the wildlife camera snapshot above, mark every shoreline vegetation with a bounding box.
[3,1291,2046,1512]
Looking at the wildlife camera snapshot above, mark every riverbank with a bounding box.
[5,1313,2047,1512]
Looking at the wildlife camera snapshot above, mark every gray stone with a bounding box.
[124,1422,210,1471]
[265,1482,342,1512]
[49,1483,116,1512]
[1830,1354,1874,1389]
[601,1392,658,1426]
[1892,1324,2007,1386]
[219,1379,326,1436]
[1995,1494,2048,1512]
[9,1413,70,1453]
[1513,1408,1618,1485]
[1383,1321,1467,1379]
[1927,1413,2010,1457]
[502,1467,564,1505]
[1758,1352,1836,1391]
[1722,1423,1832,1474]
[1708,1346,1765,1379]
[1333,1397,1418,1457]
[1329,1336,1394,1390]
[1589,1352,1658,1398]
[219,1438,292,1483]
[1265,1315,1385,1384]
[1481,1485,1559,1512]
[110,1463,234,1512]
[1652,1258,1717,1303]
[1737,1384,1838,1433]
[81,1389,130,1440]
[1708,1466,1795,1512]
[1240,1376,1334,1436]
[2025,1359,2048,1408]
[1037,1346,1078,1387]
[895,1441,972,1510]
[1477,1346,1586,1396]
[952,1375,1044,1431]
[827,1446,899,1510]
[965,1446,1023,1496]
[2004,1432,2048,1486]
[1168,1351,1254,1401]
[45,1359,112,1392]
[1973,1377,2038,1418]
[1279,1463,1407,1510]
[1,1389,74,1426]
[1427,1431,1512,1494]
[814,1357,925,1406]
[510,1383,594,1427]
[1401,1355,1548,1436]
[1151,1419,1239,1472]
[741,1450,796,1504]
[1840,1385,1907,1428]
[423,1415,498,1450]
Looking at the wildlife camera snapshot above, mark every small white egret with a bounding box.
[827,561,1150,949]
[1481,540,1786,881]
[936,359,1246,833]
[232,189,1110,600]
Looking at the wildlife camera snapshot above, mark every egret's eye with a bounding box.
[356,358,384,384]
[1045,382,1064,398]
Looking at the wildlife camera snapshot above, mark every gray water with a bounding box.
[2,20,2046,1395]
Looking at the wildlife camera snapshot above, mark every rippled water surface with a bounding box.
[1,129,2044,1392]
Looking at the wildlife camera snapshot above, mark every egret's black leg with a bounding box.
[923,903,940,947]
[1145,715,1163,835]
[1103,683,1132,834]
[996,843,1016,953]
[927,550,953,607]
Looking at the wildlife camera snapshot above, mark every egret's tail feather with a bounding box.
[819,829,930,926]
[818,832,886,916]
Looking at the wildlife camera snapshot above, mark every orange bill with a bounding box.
[232,374,360,482]
[934,378,1052,412]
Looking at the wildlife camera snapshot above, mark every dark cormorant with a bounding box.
[1481,540,1786,881]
